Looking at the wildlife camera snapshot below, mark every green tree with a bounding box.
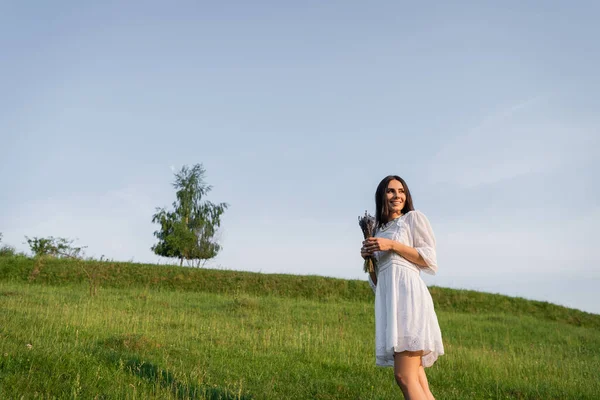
[152,164,228,267]
[25,236,86,258]
[0,233,17,256]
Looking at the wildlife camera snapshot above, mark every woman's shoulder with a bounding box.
[403,210,432,226]
[403,210,427,220]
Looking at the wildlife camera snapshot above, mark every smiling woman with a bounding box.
[361,175,444,400]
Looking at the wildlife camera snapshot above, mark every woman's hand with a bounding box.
[360,246,372,260]
[363,237,394,253]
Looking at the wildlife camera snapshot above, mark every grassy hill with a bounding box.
[1,255,599,399]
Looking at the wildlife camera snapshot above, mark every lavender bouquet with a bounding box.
[358,211,376,273]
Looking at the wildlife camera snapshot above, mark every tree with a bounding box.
[23,236,100,295]
[25,236,86,258]
[151,164,228,267]
[0,233,17,257]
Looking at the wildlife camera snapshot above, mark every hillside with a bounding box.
[1,256,597,328]
[1,255,599,399]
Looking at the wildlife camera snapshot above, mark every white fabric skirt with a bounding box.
[374,263,444,368]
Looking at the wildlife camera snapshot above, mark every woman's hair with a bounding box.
[375,175,415,228]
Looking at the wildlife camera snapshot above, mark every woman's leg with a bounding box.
[418,365,435,400]
[394,351,427,400]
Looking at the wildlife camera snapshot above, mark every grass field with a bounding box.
[1,256,599,399]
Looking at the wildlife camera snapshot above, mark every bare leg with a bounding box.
[418,365,435,400]
[394,351,427,400]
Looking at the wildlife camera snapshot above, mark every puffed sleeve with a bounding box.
[409,210,438,275]
[367,273,377,293]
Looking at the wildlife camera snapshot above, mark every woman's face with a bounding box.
[386,179,406,218]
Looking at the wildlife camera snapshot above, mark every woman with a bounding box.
[361,175,444,400]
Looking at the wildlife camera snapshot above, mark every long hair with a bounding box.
[375,175,414,228]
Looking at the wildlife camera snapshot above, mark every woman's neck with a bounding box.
[389,212,403,220]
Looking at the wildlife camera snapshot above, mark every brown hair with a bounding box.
[374,175,414,228]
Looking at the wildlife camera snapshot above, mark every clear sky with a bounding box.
[2,1,599,313]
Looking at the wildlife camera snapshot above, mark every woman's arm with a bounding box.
[363,237,428,267]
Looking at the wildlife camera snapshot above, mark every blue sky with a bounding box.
[1,1,599,313]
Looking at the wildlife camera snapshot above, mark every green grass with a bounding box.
[1,256,599,399]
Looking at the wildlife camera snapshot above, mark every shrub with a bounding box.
[0,245,17,257]
[0,233,19,257]
[25,236,86,259]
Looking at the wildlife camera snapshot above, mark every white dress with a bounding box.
[367,210,444,368]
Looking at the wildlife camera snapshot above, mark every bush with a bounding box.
[25,236,86,259]
[0,245,17,257]
[0,233,20,257]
